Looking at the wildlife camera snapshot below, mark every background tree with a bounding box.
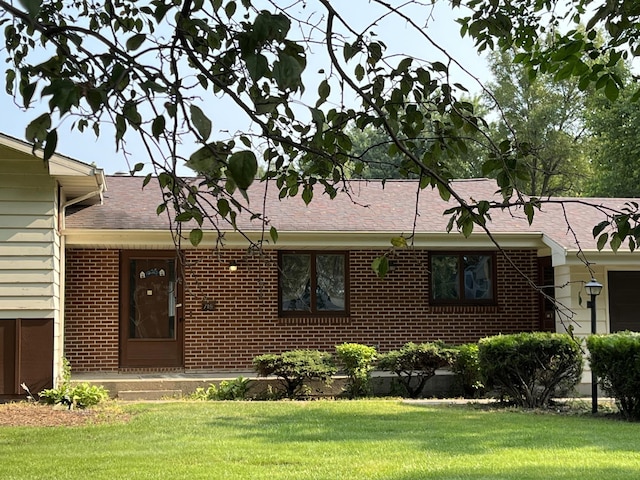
[584,79,640,197]
[1,0,640,269]
[346,95,488,180]
[484,50,591,197]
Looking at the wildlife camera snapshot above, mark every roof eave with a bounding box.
[63,229,547,250]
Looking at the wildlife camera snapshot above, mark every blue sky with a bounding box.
[0,1,489,175]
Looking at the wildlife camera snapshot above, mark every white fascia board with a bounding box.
[558,249,640,267]
[543,232,640,267]
[64,229,546,251]
[0,132,106,190]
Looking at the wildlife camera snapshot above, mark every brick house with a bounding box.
[1,133,639,395]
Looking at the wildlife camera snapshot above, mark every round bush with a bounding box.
[479,332,583,408]
[587,331,640,420]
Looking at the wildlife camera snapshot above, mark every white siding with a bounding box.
[0,157,58,319]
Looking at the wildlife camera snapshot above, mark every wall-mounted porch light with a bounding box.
[585,277,603,414]
[229,261,238,272]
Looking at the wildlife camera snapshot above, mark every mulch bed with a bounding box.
[0,402,130,427]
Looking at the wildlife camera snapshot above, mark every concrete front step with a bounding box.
[72,370,457,399]
[117,389,183,401]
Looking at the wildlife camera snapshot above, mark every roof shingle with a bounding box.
[65,175,632,251]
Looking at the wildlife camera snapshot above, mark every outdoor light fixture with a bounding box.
[586,277,603,414]
[585,278,603,297]
[228,261,238,272]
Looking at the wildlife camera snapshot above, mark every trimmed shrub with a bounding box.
[587,332,640,420]
[253,350,336,399]
[479,332,583,408]
[335,343,377,398]
[451,343,485,398]
[378,342,452,398]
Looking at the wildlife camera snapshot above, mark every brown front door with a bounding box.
[120,251,183,368]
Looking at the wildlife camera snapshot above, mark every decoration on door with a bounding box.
[139,268,166,279]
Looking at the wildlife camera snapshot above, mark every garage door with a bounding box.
[608,271,640,332]
[0,319,53,397]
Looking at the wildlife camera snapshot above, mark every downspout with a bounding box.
[56,172,105,387]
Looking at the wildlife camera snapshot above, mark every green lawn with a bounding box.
[1,400,640,479]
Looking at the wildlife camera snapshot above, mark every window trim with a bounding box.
[429,251,497,305]
[278,251,350,317]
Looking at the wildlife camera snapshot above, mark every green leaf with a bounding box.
[43,128,57,162]
[461,218,474,237]
[611,234,622,252]
[18,0,42,17]
[270,226,278,244]
[189,228,203,247]
[227,150,257,190]
[245,54,268,82]
[21,82,36,108]
[5,69,15,95]
[604,78,619,101]
[187,143,228,177]
[217,198,230,217]
[126,34,146,51]
[371,256,389,278]
[272,52,304,91]
[596,233,609,251]
[190,105,212,141]
[175,211,194,222]
[318,79,330,102]
[152,115,165,139]
[390,236,407,248]
[524,202,534,225]
[592,220,609,238]
[302,184,313,205]
[25,113,51,144]
[225,1,236,18]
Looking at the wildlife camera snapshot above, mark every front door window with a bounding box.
[129,259,176,339]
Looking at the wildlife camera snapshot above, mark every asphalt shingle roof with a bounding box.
[65,175,632,251]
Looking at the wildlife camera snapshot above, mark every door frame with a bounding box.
[119,250,184,368]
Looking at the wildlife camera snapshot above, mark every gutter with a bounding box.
[60,169,106,231]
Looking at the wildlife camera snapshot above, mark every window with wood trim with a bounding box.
[279,252,348,316]
[430,252,496,304]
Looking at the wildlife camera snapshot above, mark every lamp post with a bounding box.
[585,278,603,414]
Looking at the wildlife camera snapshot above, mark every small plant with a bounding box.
[587,331,640,420]
[334,343,377,398]
[39,358,109,409]
[378,342,452,398]
[253,349,336,399]
[217,376,251,400]
[189,377,251,401]
[451,343,485,398]
[479,332,583,408]
[189,385,219,401]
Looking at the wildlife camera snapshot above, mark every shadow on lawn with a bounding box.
[202,400,640,478]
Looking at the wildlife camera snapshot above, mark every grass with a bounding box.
[1,399,640,479]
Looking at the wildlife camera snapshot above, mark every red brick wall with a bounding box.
[65,248,541,372]
[65,250,120,372]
